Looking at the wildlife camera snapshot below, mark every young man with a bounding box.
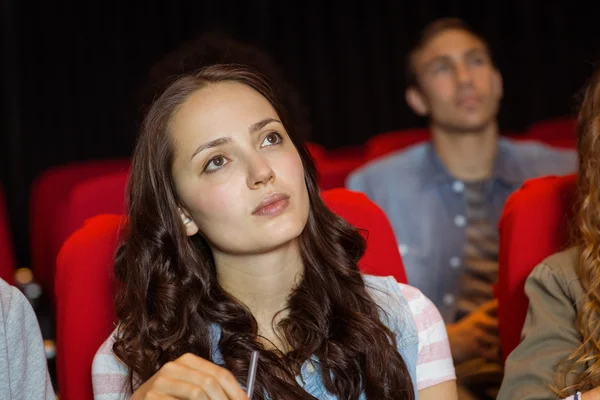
[347,18,577,399]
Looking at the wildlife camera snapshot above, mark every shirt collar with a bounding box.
[421,138,524,187]
[210,323,322,365]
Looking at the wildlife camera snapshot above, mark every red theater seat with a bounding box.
[527,117,577,149]
[366,128,430,162]
[321,189,407,283]
[314,146,366,190]
[63,171,129,238]
[55,214,125,400]
[0,186,16,284]
[29,159,130,295]
[497,174,577,360]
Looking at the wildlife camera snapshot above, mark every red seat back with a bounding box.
[55,188,407,400]
[314,146,366,190]
[366,129,430,162]
[305,142,327,162]
[55,214,125,400]
[0,186,16,284]
[64,171,130,237]
[29,159,130,294]
[321,189,407,283]
[527,117,577,149]
[497,174,577,360]
[56,171,130,395]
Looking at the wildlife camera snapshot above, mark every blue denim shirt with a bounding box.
[346,139,577,323]
[211,276,419,399]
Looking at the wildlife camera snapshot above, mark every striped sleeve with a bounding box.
[91,330,130,400]
[398,283,456,390]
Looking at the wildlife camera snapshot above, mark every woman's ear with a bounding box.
[178,207,199,236]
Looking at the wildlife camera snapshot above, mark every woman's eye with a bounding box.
[261,132,283,147]
[204,155,228,173]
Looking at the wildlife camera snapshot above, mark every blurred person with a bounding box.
[347,17,577,399]
[498,66,600,400]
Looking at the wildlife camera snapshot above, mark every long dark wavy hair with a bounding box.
[113,64,415,399]
[554,66,600,397]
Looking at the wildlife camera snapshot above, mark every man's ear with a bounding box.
[492,68,504,101]
[405,86,430,116]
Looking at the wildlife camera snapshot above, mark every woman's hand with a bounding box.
[131,353,249,400]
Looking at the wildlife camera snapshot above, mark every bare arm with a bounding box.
[419,380,458,400]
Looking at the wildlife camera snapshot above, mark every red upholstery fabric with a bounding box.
[0,186,16,284]
[305,142,327,162]
[316,158,366,190]
[314,146,366,190]
[322,189,408,283]
[527,117,577,149]
[54,188,407,400]
[64,171,129,238]
[56,171,130,397]
[497,174,577,361]
[55,214,125,400]
[366,129,430,162]
[29,159,130,294]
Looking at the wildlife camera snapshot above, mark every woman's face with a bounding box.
[170,81,310,255]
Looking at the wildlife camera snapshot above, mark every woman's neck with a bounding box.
[214,239,304,351]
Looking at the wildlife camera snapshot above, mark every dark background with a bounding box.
[2,0,600,266]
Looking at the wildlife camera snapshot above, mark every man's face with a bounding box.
[407,29,503,133]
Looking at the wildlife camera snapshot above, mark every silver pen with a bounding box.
[246,351,259,399]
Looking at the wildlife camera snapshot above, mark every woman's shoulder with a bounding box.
[528,246,584,303]
[362,275,411,311]
[0,277,18,318]
[530,247,580,288]
[0,278,41,336]
[362,275,434,310]
[362,275,443,340]
[92,328,130,397]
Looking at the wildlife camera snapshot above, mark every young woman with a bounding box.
[92,64,456,399]
[498,68,600,400]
